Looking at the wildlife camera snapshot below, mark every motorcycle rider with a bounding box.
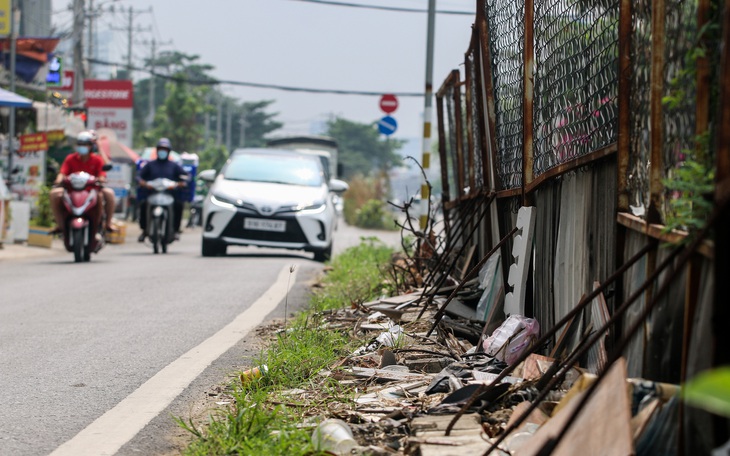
[137,138,187,242]
[87,129,119,232]
[50,131,117,234]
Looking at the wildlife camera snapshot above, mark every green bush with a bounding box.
[31,185,54,227]
[355,199,393,230]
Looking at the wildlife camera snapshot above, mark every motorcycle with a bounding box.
[59,171,106,262]
[186,194,204,228]
[145,177,178,254]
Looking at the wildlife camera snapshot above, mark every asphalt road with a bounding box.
[0,219,403,456]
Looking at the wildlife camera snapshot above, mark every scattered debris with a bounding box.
[275,275,676,455]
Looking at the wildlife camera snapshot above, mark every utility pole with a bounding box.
[111,5,151,80]
[72,0,86,106]
[420,0,436,229]
[225,101,233,151]
[140,37,171,127]
[87,0,93,77]
[216,95,223,146]
[204,93,211,144]
[6,2,18,181]
[126,7,132,76]
[148,38,155,126]
[239,109,248,148]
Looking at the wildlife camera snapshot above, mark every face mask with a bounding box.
[157,150,169,160]
[77,145,90,155]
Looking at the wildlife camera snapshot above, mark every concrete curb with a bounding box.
[0,220,143,262]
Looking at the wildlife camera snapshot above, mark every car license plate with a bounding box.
[244,218,286,232]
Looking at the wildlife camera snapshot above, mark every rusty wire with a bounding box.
[416,196,494,320]
[533,0,619,177]
[484,0,525,190]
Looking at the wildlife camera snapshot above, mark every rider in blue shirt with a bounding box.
[137,138,187,242]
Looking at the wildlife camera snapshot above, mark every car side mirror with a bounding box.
[328,178,349,194]
[198,169,217,183]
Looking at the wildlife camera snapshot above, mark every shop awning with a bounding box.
[0,87,33,108]
[97,129,140,164]
[33,101,85,136]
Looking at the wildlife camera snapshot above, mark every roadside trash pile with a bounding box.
[236,202,689,455]
[293,280,680,456]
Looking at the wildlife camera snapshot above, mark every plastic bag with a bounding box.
[483,315,540,365]
[376,325,403,347]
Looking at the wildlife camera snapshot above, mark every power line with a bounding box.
[286,0,473,15]
[87,57,426,97]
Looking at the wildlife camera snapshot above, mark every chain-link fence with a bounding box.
[661,0,701,219]
[627,0,652,216]
[533,0,619,176]
[437,77,460,203]
[467,51,486,190]
[485,0,524,190]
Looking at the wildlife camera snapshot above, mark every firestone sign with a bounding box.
[85,80,134,147]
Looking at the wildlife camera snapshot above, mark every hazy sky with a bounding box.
[52,0,476,142]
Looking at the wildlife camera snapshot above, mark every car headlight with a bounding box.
[299,200,326,212]
[211,193,236,209]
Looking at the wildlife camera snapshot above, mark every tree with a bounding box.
[198,143,229,172]
[131,50,283,154]
[151,78,207,153]
[133,51,216,149]
[238,100,283,147]
[326,117,404,179]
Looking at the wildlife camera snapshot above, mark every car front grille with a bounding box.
[220,212,309,244]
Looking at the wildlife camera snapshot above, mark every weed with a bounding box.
[177,239,396,455]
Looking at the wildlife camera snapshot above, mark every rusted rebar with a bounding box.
[531,210,719,456]
[426,225,518,337]
[415,194,495,320]
[445,240,656,435]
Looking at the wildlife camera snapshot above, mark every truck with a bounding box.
[266,135,340,181]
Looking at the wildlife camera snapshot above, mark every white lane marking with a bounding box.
[50,265,298,456]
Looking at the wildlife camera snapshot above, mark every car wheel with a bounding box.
[313,244,332,263]
[202,238,225,257]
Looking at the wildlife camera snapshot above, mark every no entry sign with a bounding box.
[379,94,398,114]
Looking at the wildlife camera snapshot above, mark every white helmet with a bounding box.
[77,131,94,145]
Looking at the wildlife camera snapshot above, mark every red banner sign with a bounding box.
[84,80,134,108]
[19,133,48,152]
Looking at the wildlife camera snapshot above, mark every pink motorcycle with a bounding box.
[59,171,106,262]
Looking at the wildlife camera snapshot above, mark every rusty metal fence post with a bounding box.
[522,0,535,207]
[617,0,632,214]
[648,0,666,225]
[714,0,730,377]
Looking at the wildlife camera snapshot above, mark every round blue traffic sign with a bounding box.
[378,115,398,136]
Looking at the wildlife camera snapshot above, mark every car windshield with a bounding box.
[223,153,323,187]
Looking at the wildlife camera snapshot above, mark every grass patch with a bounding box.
[311,236,397,312]
[177,238,397,456]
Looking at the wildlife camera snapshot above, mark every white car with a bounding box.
[199,148,348,261]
